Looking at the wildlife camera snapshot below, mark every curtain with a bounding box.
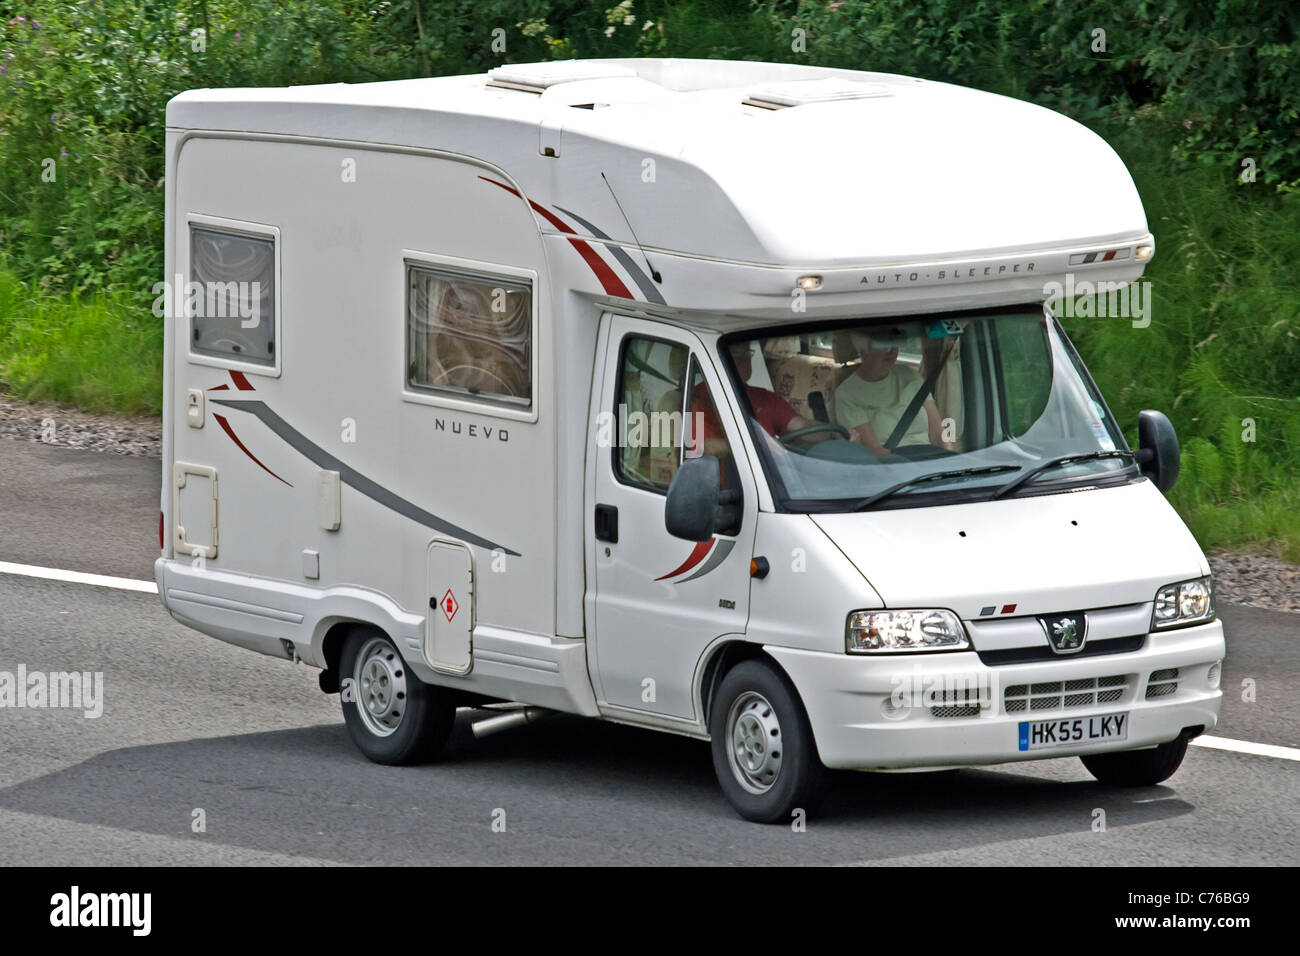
[408,267,530,404]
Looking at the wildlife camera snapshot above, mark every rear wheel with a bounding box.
[1080,736,1189,786]
[709,659,829,823]
[340,627,455,765]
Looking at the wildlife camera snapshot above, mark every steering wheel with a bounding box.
[778,422,851,446]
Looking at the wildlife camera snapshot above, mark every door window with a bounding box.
[612,336,733,493]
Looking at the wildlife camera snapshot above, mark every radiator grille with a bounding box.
[930,704,983,719]
[1005,675,1130,713]
[1146,668,1180,699]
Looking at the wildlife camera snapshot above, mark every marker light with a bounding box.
[1135,244,1154,261]
[796,275,822,291]
[1151,576,1214,629]
[846,609,969,653]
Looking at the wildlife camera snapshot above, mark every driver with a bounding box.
[693,341,812,456]
[836,329,948,457]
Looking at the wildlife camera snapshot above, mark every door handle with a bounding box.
[594,504,619,543]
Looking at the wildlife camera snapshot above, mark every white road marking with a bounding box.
[1192,735,1300,762]
[0,560,157,594]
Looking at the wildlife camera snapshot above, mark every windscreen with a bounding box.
[721,308,1134,511]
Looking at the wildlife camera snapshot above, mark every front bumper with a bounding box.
[767,619,1224,770]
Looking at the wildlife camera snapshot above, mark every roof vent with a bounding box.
[742,78,892,110]
[487,61,637,94]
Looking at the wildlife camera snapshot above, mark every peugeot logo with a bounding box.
[1040,613,1087,654]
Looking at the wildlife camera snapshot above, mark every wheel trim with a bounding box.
[353,636,408,738]
[726,691,783,794]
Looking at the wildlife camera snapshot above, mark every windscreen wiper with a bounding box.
[990,450,1137,500]
[850,465,1021,512]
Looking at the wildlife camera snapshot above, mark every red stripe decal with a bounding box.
[480,176,521,198]
[213,413,293,486]
[1102,250,1116,261]
[655,540,714,581]
[208,384,230,391]
[479,176,634,299]
[1001,603,1017,614]
[229,371,255,391]
[564,236,633,298]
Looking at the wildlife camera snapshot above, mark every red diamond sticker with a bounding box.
[441,588,459,622]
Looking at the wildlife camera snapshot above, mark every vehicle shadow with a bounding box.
[0,710,1194,864]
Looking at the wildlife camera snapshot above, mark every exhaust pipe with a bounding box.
[472,706,550,739]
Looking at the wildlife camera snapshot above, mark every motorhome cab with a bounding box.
[157,58,1225,822]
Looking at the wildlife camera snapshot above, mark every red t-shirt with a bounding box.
[692,383,798,442]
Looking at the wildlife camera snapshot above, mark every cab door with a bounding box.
[587,316,758,721]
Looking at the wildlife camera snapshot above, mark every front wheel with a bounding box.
[1080,736,1189,786]
[340,627,456,765]
[709,660,829,823]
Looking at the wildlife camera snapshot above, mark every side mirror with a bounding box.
[1136,409,1180,493]
[665,456,721,541]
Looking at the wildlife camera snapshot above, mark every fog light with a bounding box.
[796,274,822,291]
[880,697,910,720]
[1207,661,1222,689]
[1135,244,1153,261]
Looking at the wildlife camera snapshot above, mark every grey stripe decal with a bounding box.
[211,399,520,556]
[676,538,736,583]
[554,205,667,305]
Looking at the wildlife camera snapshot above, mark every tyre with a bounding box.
[709,659,829,823]
[339,627,456,765]
[1080,735,1189,786]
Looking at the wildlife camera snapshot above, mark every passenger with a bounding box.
[836,330,948,457]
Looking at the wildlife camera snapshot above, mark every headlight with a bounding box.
[846,609,970,653]
[1151,576,1215,629]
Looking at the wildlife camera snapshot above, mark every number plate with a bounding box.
[1018,712,1128,751]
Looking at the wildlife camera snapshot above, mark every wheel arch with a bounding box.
[698,640,795,729]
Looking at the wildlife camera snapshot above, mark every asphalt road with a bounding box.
[0,438,1297,865]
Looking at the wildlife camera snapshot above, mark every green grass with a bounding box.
[0,270,161,416]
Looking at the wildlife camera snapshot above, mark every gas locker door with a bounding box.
[425,540,474,675]
[589,315,758,721]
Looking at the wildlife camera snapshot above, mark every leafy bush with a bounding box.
[767,0,1299,188]
[1060,119,1300,558]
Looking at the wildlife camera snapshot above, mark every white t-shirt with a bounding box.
[835,365,930,447]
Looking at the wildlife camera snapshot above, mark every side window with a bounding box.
[806,332,836,359]
[993,313,1052,438]
[614,336,689,492]
[406,262,532,408]
[189,225,276,366]
[612,337,743,531]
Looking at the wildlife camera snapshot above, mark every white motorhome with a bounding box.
[157,58,1224,822]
